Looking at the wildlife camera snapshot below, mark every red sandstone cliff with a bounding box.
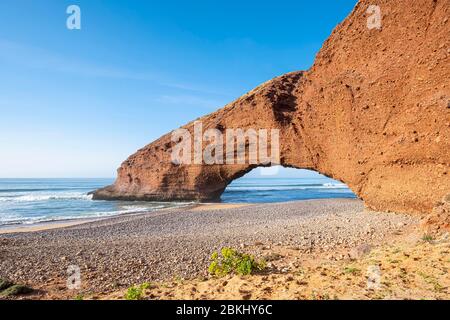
[94,0,450,215]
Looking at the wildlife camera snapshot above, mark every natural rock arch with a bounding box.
[94,0,450,215]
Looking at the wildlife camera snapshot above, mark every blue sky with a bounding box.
[0,0,357,178]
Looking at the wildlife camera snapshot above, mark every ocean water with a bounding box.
[222,178,356,203]
[0,178,355,226]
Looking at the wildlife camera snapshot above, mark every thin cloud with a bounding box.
[0,39,230,96]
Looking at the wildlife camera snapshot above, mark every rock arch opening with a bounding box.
[221,166,357,203]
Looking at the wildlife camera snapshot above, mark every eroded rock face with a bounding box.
[421,194,450,232]
[94,0,450,215]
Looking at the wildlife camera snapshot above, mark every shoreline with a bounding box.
[0,203,251,235]
[0,219,98,234]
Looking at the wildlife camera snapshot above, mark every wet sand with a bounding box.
[0,219,98,234]
[0,203,228,234]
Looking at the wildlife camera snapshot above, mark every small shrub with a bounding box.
[418,272,443,292]
[74,294,84,300]
[0,279,13,291]
[343,266,361,275]
[140,282,151,290]
[422,234,434,243]
[208,247,266,277]
[173,275,184,284]
[124,283,150,300]
[0,284,33,297]
[389,259,400,264]
[125,286,143,300]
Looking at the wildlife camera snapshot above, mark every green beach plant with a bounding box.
[140,282,151,290]
[343,266,361,275]
[0,278,13,291]
[125,285,143,300]
[74,294,84,300]
[421,234,434,243]
[208,247,266,277]
[0,284,33,297]
[124,282,151,300]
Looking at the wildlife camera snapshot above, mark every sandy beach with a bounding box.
[3,198,445,300]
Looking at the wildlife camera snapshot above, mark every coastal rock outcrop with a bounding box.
[94,0,450,215]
